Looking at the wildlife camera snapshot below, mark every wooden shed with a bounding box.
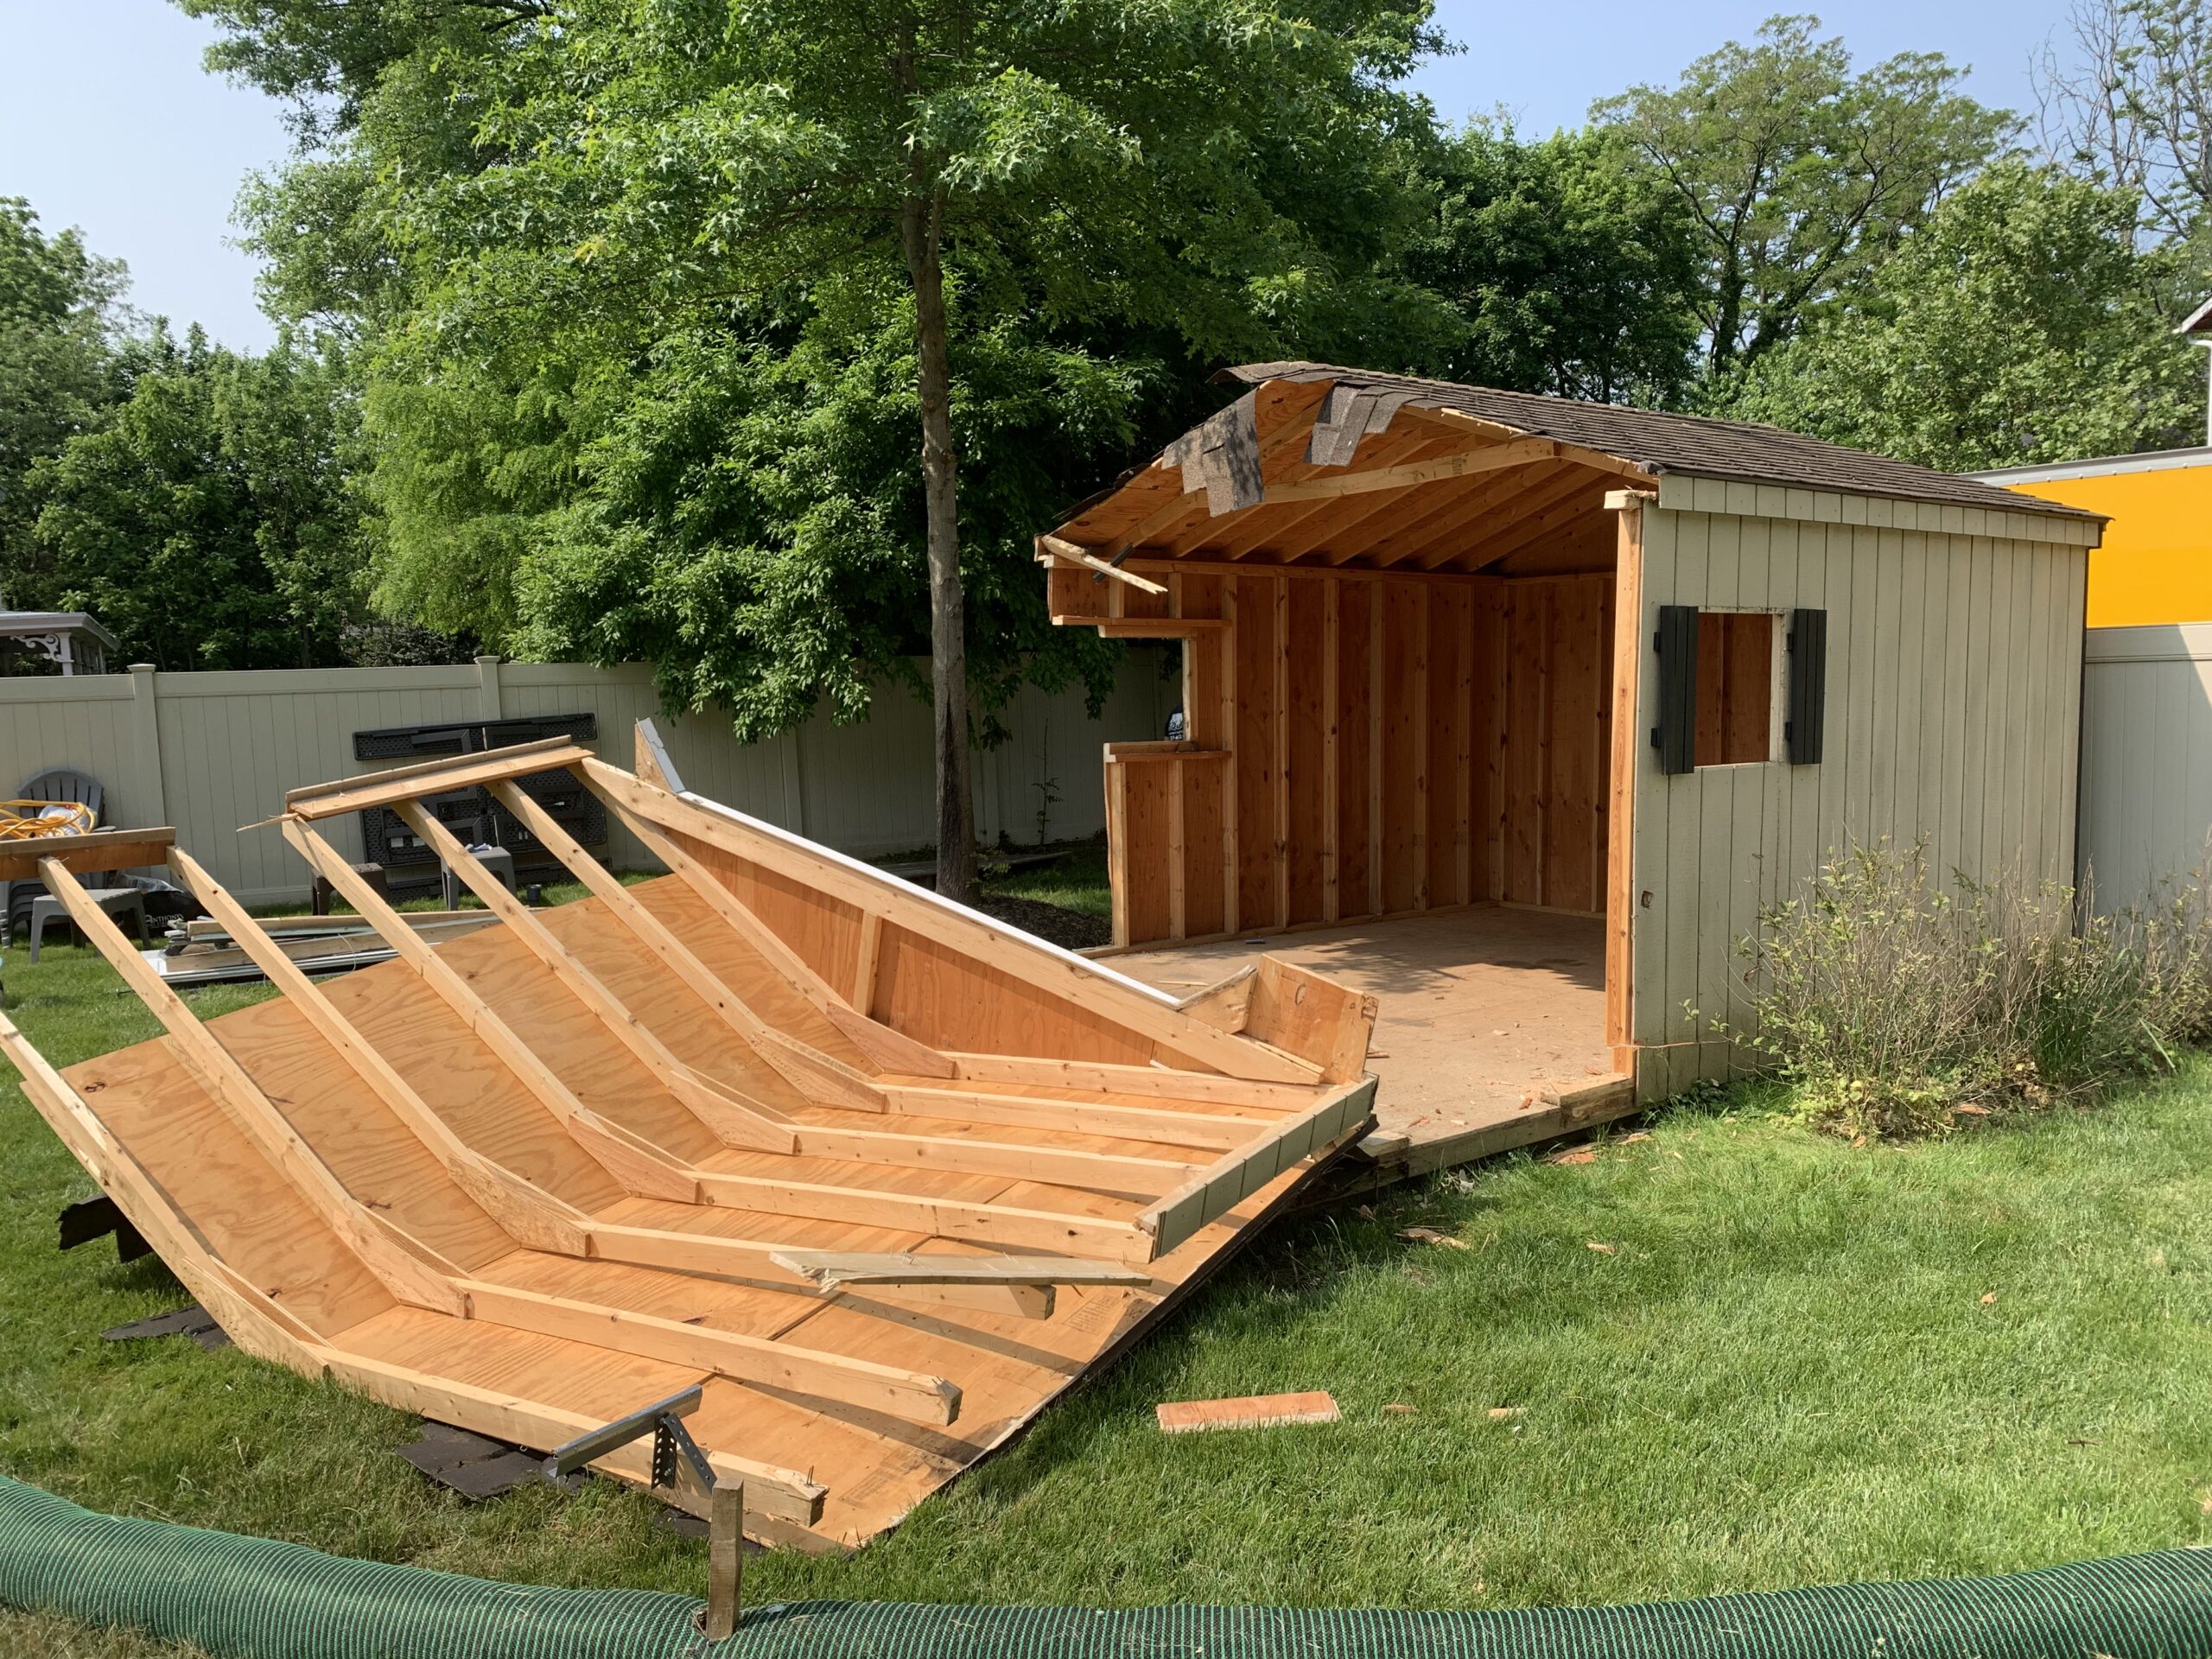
[1039,363,2103,1174]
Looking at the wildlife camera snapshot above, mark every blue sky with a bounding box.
[0,0,2081,353]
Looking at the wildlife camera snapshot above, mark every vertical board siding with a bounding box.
[2079,625,2212,911]
[1102,568,1617,949]
[1632,510,2088,1090]
[0,654,1174,905]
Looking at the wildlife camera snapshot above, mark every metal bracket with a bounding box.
[542,1385,743,1637]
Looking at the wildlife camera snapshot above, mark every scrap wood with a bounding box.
[1155,1391,1340,1433]
[11,726,1382,1551]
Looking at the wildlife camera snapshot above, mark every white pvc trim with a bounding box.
[1971,448,2212,485]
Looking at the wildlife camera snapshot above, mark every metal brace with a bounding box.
[543,1386,744,1638]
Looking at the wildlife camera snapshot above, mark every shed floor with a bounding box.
[1114,906,1632,1182]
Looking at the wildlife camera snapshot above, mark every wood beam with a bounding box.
[880,1083,1273,1152]
[279,816,703,1202]
[455,1279,961,1425]
[285,739,589,820]
[40,856,464,1315]
[1256,438,1557,504]
[0,826,174,882]
[1136,1079,1376,1256]
[772,1251,1154,1291]
[397,800,846,1134]
[1034,535,1169,596]
[582,760,1321,1085]
[579,772,957,1080]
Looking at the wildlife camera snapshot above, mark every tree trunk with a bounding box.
[899,128,976,905]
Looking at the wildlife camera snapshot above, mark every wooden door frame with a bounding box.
[1604,490,1653,1069]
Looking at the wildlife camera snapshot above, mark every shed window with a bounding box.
[1694,611,1775,766]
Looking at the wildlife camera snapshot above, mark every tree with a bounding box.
[28,327,375,670]
[2036,0,2212,242]
[1397,123,1705,404]
[0,198,127,592]
[1593,14,2016,382]
[1718,162,2198,470]
[193,0,1455,902]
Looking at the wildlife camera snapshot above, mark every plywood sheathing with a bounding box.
[8,742,1382,1550]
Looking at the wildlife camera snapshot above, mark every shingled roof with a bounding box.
[1220,363,2101,524]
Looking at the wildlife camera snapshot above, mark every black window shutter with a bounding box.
[1786,607,1827,765]
[1651,605,1698,776]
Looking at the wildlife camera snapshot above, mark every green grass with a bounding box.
[8,932,2212,1655]
[982,840,1111,919]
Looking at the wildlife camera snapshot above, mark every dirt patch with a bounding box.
[974,893,1111,951]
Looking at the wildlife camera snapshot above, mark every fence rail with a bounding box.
[0,653,1173,906]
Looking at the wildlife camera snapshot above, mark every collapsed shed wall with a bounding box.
[1627,482,2093,1096]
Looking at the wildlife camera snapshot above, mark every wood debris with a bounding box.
[4,723,1383,1550]
[1156,1391,1341,1433]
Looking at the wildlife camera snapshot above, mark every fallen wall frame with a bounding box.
[9,726,1378,1550]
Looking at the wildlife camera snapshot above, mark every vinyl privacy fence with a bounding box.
[2080,624,2212,911]
[0,653,1175,905]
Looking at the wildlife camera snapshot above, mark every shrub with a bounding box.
[1738,841,2199,1139]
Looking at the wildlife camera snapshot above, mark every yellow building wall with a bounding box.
[2005,466,2212,626]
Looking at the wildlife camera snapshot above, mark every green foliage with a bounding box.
[1594,14,2016,379]
[1397,124,1705,405]
[0,199,127,587]
[1737,840,2212,1139]
[1719,162,2199,468]
[200,0,1459,744]
[25,327,376,671]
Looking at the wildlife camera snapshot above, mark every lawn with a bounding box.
[7,921,2212,1654]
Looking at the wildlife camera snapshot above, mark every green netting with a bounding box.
[6,1471,2212,1658]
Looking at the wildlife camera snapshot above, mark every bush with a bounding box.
[1738,841,2209,1139]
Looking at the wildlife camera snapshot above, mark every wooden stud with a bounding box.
[1413,583,1431,910]
[1369,588,1384,918]
[772,1251,1153,1290]
[284,739,589,821]
[456,1279,961,1425]
[1605,493,1648,1056]
[0,825,174,883]
[38,857,465,1316]
[1220,580,1241,938]
[706,1482,744,1640]
[1136,1081,1375,1256]
[850,912,884,1015]
[1272,575,1290,930]
[580,772,956,1080]
[1034,534,1170,595]
[1321,581,1341,923]
[583,760,1321,1084]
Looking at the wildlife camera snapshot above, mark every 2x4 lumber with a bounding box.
[1091,618,1228,639]
[1322,582,1340,923]
[1369,590,1384,917]
[1137,1077,1377,1257]
[279,815,701,1202]
[583,759,1320,1084]
[1257,439,1558,505]
[940,1052,1319,1109]
[1267,435,1530,565]
[1426,406,1656,480]
[480,782,893,1111]
[687,1166,1158,1263]
[1381,461,1590,571]
[1202,426,1446,564]
[850,912,884,1014]
[0,825,175,883]
[1175,965,1254,1033]
[582,769,955,1080]
[40,857,466,1316]
[1272,575,1291,930]
[879,1083,1274,1152]
[397,798,851,1129]
[0,1008,319,1367]
[1219,582,1241,937]
[1034,534,1169,595]
[1605,493,1646,1054]
[164,846,600,1257]
[413,801,1158,1192]
[454,1278,961,1425]
[586,1225,1051,1319]
[284,738,590,821]
[308,1343,826,1525]
[772,1250,1154,1290]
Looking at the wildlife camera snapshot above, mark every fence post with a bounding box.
[127,664,168,826]
[476,655,504,721]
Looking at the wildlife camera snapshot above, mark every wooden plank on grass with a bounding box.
[1155,1391,1339,1433]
